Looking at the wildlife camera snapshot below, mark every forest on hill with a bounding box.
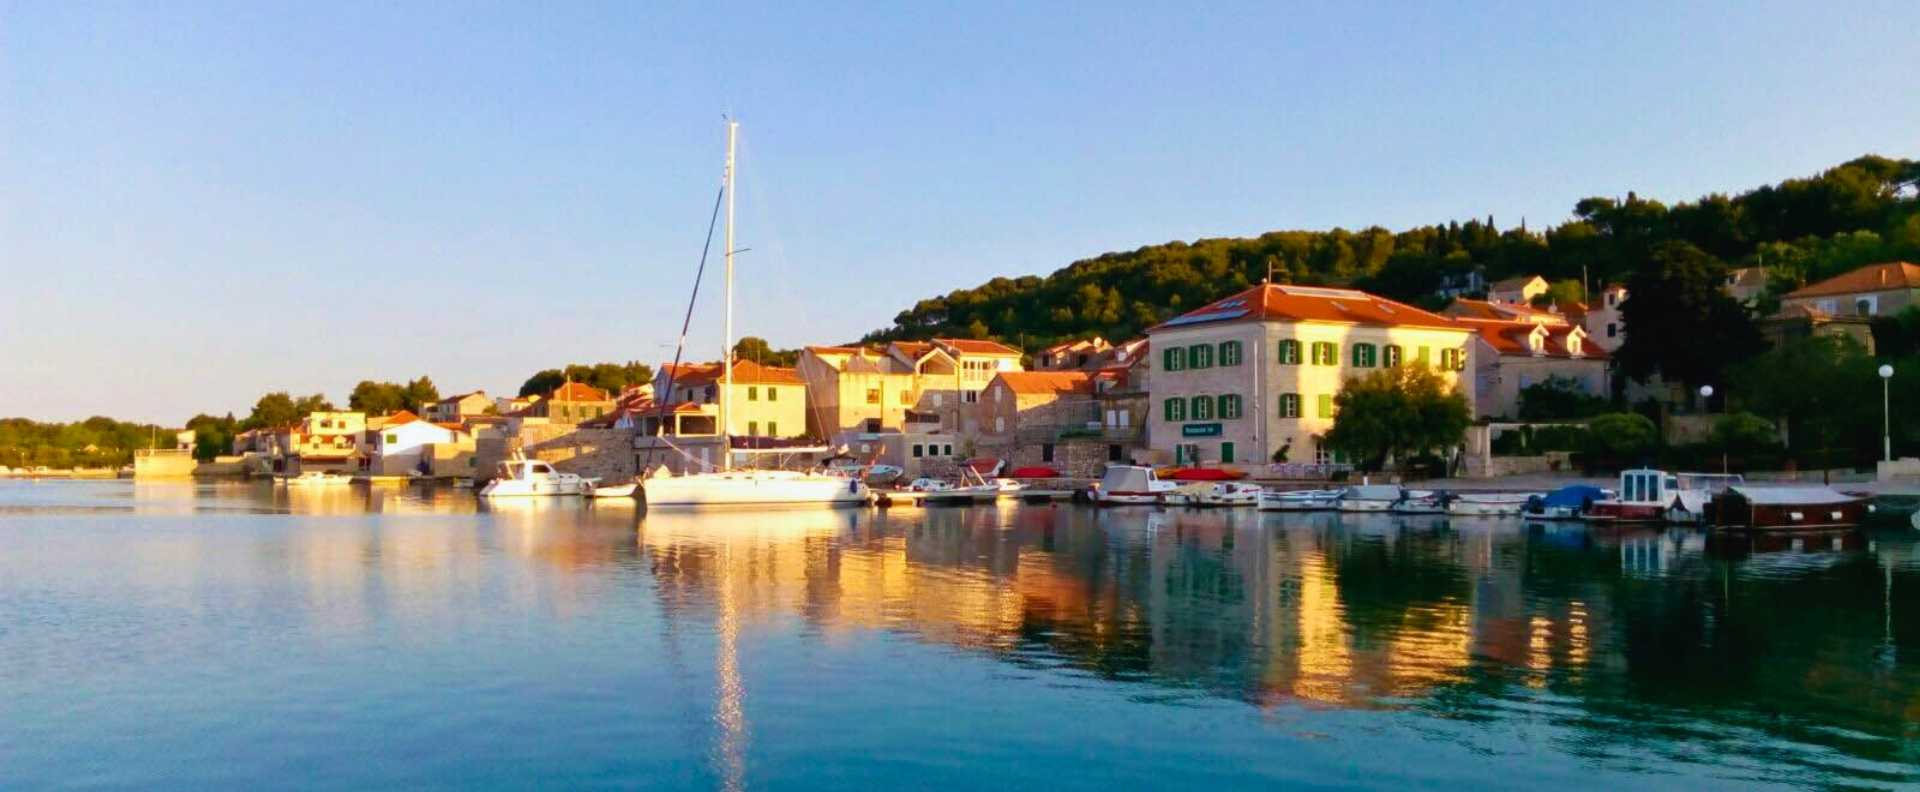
[862,156,1920,350]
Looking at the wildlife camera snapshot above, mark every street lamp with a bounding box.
[1881,364,1895,462]
[1700,385,1726,473]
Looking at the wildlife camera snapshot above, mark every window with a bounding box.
[1218,394,1242,419]
[942,444,953,456]
[767,421,778,436]
[866,389,881,404]
[1219,340,1243,366]
[1316,394,1334,418]
[384,433,398,444]
[1352,343,1377,368]
[1108,444,1124,462]
[1279,393,1301,418]
[963,390,979,403]
[1606,323,1617,338]
[995,417,1005,433]
[1311,341,1339,366]
[1278,339,1302,365]
[912,444,924,458]
[747,421,759,436]
[1188,343,1213,369]
[1190,395,1213,420]
[1164,398,1186,422]
[1416,346,1431,366]
[768,387,778,401]
[748,386,758,401]
[864,418,881,433]
[1856,297,1877,316]
[1383,345,1402,368]
[1441,348,1465,371]
[1042,444,1055,462]
[931,393,943,407]
[900,391,912,404]
[1163,347,1186,371]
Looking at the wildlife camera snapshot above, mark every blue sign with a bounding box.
[1181,423,1223,437]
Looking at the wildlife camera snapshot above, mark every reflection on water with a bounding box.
[3,480,1919,789]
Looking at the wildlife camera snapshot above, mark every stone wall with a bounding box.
[520,425,636,482]
[976,438,1133,479]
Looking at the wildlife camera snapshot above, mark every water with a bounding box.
[3,480,1918,790]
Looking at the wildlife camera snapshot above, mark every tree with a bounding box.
[402,376,439,412]
[293,393,333,415]
[518,362,655,397]
[1871,306,1920,359]
[1517,376,1610,420]
[348,381,408,414]
[1583,413,1659,469]
[1323,365,1470,471]
[1711,412,1780,459]
[519,369,567,398]
[243,392,299,429]
[1730,335,1880,466]
[1615,241,1764,388]
[1532,279,1585,308]
[731,337,799,367]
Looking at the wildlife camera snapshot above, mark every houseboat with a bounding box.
[1711,485,1869,531]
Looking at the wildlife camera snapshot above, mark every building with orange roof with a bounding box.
[796,337,1023,439]
[1454,317,1608,420]
[524,381,614,424]
[364,409,471,476]
[645,358,808,440]
[1145,283,1475,466]
[1781,261,1920,319]
[424,390,491,424]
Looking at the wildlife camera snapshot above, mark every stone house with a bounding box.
[423,390,491,424]
[1780,261,1919,320]
[796,338,1023,439]
[1455,319,1608,420]
[363,410,468,476]
[1146,284,1474,466]
[286,411,365,473]
[1487,275,1548,306]
[524,382,613,424]
[652,359,808,439]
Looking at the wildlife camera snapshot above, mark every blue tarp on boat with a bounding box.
[1540,485,1606,507]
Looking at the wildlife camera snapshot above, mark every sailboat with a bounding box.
[642,121,873,509]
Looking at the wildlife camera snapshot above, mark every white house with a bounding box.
[365,411,463,476]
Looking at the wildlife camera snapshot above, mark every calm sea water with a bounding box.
[3,479,1918,790]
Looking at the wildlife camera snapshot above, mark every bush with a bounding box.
[1584,412,1659,469]
[1517,377,1611,420]
[1711,412,1778,456]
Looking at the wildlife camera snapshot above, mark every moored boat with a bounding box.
[1523,485,1608,520]
[1711,485,1870,531]
[1389,490,1445,515]
[589,481,639,499]
[283,471,351,487]
[1257,488,1342,512]
[1094,465,1177,505]
[1587,469,1744,524]
[479,458,594,498]
[643,467,870,507]
[1165,481,1263,507]
[1445,492,1538,517]
[1337,484,1404,512]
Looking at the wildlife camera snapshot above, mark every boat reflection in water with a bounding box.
[627,505,1920,787]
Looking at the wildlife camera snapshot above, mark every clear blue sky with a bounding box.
[5,1,1918,424]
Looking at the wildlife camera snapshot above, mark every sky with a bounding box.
[5,1,1919,424]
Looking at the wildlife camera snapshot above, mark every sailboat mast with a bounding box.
[721,120,737,472]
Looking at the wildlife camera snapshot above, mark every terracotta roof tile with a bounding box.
[1787,262,1920,299]
[547,382,612,402]
[1152,283,1463,333]
[934,338,1023,356]
[992,371,1093,396]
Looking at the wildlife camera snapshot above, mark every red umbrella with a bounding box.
[1162,467,1245,481]
[1007,465,1063,479]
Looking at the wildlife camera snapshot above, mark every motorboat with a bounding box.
[478,458,594,498]
[1257,488,1342,511]
[1444,492,1538,517]
[1388,490,1446,515]
[283,471,350,487]
[989,478,1026,496]
[1165,481,1263,507]
[905,477,953,493]
[642,467,870,507]
[1523,485,1609,520]
[1337,484,1405,512]
[1711,485,1870,531]
[1588,469,1744,524]
[1094,465,1178,505]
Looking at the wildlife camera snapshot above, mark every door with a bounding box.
[1221,442,1235,463]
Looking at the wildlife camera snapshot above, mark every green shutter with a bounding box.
[1165,398,1185,422]
[1316,394,1334,418]
[1164,347,1184,371]
[1190,395,1211,420]
[1280,340,1299,365]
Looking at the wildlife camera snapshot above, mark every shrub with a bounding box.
[1584,412,1659,469]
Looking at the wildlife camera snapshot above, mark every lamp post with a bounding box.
[1881,364,1895,463]
[1700,385,1726,474]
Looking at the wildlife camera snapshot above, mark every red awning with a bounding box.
[1162,467,1245,481]
[1007,465,1062,479]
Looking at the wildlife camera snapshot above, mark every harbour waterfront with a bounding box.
[4,480,1919,789]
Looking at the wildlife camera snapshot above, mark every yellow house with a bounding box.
[654,359,808,439]
[796,338,1024,438]
[1145,284,1474,466]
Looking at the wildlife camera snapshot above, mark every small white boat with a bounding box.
[1338,484,1405,512]
[1094,465,1177,505]
[1258,488,1342,511]
[1167,481,1263,507]
[1444,492,1537,517]
[1388,490,1445,515]
[642,467,870,507]
[479,458,594,498]
[589,481,639,499]
[283,471,350,487]
[905,477,953,493]
[989,478,1026,497]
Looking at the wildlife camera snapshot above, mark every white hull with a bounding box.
[480,479,588,497]
[1338,499,1396,513]
[1258,489,1342,512]
[1095,492,1164,505]
[1446,494,1534,517]
[589,483,638,499]
[643,470,870,507]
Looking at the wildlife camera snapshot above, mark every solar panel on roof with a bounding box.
[1160,308,1250,328]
